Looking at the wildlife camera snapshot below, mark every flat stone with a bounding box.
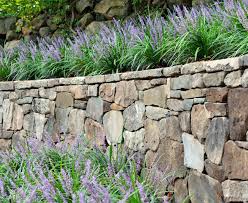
[0,139,11,151]
[9,92,19,101]
[179,111,191,133]
[68,109,86,136]
[121,68,162,80]
[159,116,182,141]
[181,89,205,99]
[110,103,124,110]
[181,61,205,74]
[191,104,210,141]
[171,75,192,90]
[188,171,223,203]
[22,104,32,114]
[205,159,225,182]
[23,113,35,133]
[69,85,88,99]
[0,129,13,139]
[167,99,193,111]
[150,78,167,86]
[74,100,87,110]
[135,80,152,91]
[224,70,241,87]
[144,119,160,151]
[86,97,103,122]
[145,150,157,169]
[123,101,145,131]
[115,81,138,107]
[33,98,55,114]
[103,110,123,144]
[0,82,14,90]
[16,97,33,104]
[162,65,181,77]
[204,102,227,118]
[99,83,116,102]
[47,79,59,87]
[31,79,48,88]
[228,88,248,140]
[34,113,47,141]
[206,117,229,164]
[223,140,248,180]
[39,88,56,100]
[192,73,204,88]
[235,141,248,150]
[193,98,206,104]
[222,180,248,202]
[21,89,39,97]
[174,178,188,203]
[105,74,120,82]
[12,130,26,149]
[87,85,98,97]
[55,108,72,134]
[169,90,181,98]
[241,68,248,87]
[203,72,225,87]
[123,128,145,152]
[56,92,73,108]
[56,86,70,92]
[85,118,106,147]
[143,85,168,108]
[145,106,169,120]
[2,99,14,130]
[15,81,32,89]
[11,104,24,130]
[206,87,228,102]
[85,75,105,84]
[182,133,204,172]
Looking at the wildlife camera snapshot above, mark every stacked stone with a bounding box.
[0,55,248,201]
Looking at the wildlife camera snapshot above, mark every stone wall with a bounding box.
[1,55,248,201]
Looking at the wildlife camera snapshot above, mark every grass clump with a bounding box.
[1,0,248,81]
[0,136,164,203]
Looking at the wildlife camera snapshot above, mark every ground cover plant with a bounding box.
[1,0,248,80]
[0,136,167,203]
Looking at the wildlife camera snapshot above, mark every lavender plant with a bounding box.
[1,0,248,81]
[0,136,161,203]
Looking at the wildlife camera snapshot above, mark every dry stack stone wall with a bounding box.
[1,55,248,201]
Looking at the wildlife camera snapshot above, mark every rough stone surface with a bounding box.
[86,97,103,122]
[143,85,168,108]
[179,111,191,133]
[206,87,228,102]
[55,108,72,134]
[135,80,152,91]
[228,88,248,140]
[56,92,73,108]
[174,178,188,203]
[241,68,248,87]
[181,89,205,99]
[205,117,229,164]
[87,85,98,97]
[163,65,181,76]
[0,139,11,151]
[167,99,193,111]
[145,106,169,120]
[99,83,115,102]
[182,133,204,172]
[110,103,124,110]
[123,128,145,152]
[115,81,138,107]
[188,171,223,203]
[224,70,241,87]
[85,118,106,147]
[204,102,227,118]
[11,104,24,130]
[159,116,182,141]
[191,104,210,141]
[203,72,225,87]
[171,75,192,90]
[69,85,88,99]
[68,109,85,136]
[223,140,248,180]
[2,100,14,130]
[144,119,160,151]
[39,88,56,100]
[235,141,248,150]
[222,180,248,202]
[33,98,54,114]
[103,110,123,144]
[34,113,47,141]
[205,159,225,182]
[192,73,204,88]
[123,101,145,131]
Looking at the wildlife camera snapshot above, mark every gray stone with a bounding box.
[150,78,167,86]
[235,141,248,150]
[115,81,138,107]
[159,116,182,141]
[135,80,152,91]
[99,83,116,102]
[162,65,181,77]
[55,108,72,134]
[123,101,145,131]
[145,106,169,120]
[4,40,20,50]
[179,111,191,133]
[167,99,193,111]
[34,113,47,141]
[69,85,88,99]
[87,85,98,97]
[174,178,188,203]
[169,90,181,98]
[39,27,50,37]
[188,171,223,203]
[68,109,86,136]
[224,70,241,87]
[123,128,145,152]
[241,69,248,87]
[0,129,13,139]
[191,104,210,142]
[203,72,225,87]
[143,85,169,108]
[181,61,205,74]
[103,110,123,144]
[22,104,32,114]
[23,113,35,133]
[85,75,105,84]
[39,88,56,100]
[222,180,248,202]
[74,100,87,110]
[79,13,94,28]
[105,74,120,82]
[15,81,32,89]
[56,92,73,108]
[31,79,48,88]
[171,75,192,90]
[205,159,225,182]
[0,81,14,90]
[16,97,33,104]
[145,150,157,169]
[121,69,162,80]
[193,97,206,104]
[33,98,55,114]
[182,133,204,172]
[76,0,93,13]
[11,104,23,130]
[0,139,11,151]
[181,89,205,99]
[12,130,26,149]
[2,99,14,130]
[86,97,103,122]
[144,119,160,151]
[21,89,39,97]
[205,117,229,165]
[192,73,204,88]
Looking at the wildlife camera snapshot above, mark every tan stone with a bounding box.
[56,92,73,108]
[0,81,14,90]
[145,150,157,169]
[69,85,88,99]
[87,85,98,97]
[110,103,124,110]
[121,68,162,80]
[192,73,204,88]
[181,89,205,99]
[162,65,181,76]
[11,104,23,130]
[224,70,241,87]
[85,75,105,84]
[123,128,145,152]
[15,81,32,89]
[0,139,11,151]
[171,75,192,90]
[144,119,160,151]
[2,99,14,130]
[223,140,248,180]
[203,72,225,87]
[99,83,116,102]
[206,87,228,102]
[144,85,168,108]
[135,80,151,91]
[39,88,56,100]
[115,80,138,107]
[68,109,86,136]
[174,178,188,203]
[145,106,169,120]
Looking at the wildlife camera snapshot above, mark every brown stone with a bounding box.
[69,85,88,99]
[99,83,116,102]
[223,140,248,180]
[228,88,248,140]
[0,139,11,151]
[206,87,228,102]
[144,119,160,151]
[191,104,210,141]
[56,92,73,108]
[145,150,157,169]
[110,103,124,110]
[205,159,225,182]
[204,102,227,118]
[174,178,188,203]
[135,80,151,91]
[115,81,138,107]
[85,118,106,147]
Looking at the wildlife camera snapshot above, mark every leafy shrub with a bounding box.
[0,136,163,202]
